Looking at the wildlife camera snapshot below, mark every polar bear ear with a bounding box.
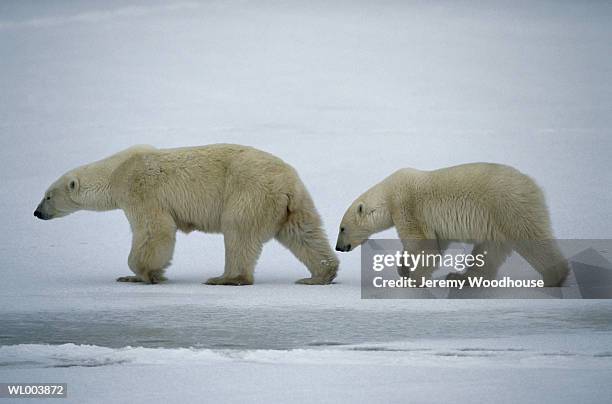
[68,177,79,193]
[357,202,365,215]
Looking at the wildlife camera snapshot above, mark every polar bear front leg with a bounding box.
[399,239,440,282]
[205,231,262,286]
[394,218,439,283]
[446,241,511,283]
[118,209,176,284]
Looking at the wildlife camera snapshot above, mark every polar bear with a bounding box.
[335,163,569,286]
[34,144,339,285]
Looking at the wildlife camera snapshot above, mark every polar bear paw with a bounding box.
[204,275,253,286]
[117,271,167,284]
[445,272,469,282]
[145,271,168,284]
[295,277,333,285]
[116,275,143,283]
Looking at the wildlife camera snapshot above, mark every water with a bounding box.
[2,303,611,350]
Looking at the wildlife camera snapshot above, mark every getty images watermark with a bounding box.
[361,239,612,299]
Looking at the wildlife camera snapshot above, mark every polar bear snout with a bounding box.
[335,243,351,252]
[34,201,53,220]
[335,229,352,252]
[335,240,352,252]
[33,207,51,220]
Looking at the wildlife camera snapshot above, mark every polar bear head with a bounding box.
[34,161,121,220]
[335,186,393,252]
[335,201,373,252]
[34,145,155,220]
[34,171,85,220]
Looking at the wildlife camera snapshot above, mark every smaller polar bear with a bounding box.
[335,163,568,286]
[34,144,338,285]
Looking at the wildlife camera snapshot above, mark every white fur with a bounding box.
[36,144,339,285]
[336,163,569,286]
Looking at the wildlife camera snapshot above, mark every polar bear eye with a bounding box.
[45,195,51,201]
[340,227,345,233]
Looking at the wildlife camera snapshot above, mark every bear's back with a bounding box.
[417,163,550,240]
[110,144,302,233]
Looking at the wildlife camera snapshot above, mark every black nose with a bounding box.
[34,210,42,218]
[335,244,351,252]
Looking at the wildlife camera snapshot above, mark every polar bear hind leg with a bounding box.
[276,207,339,285]
[512,240,569,287]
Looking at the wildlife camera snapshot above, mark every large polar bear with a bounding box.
[34,144,339,285]
[335,163,569,286]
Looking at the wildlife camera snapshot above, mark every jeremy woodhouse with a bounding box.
[372,276,545,289]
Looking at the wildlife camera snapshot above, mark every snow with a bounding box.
[1,1,612,403]
[2,335,612,403]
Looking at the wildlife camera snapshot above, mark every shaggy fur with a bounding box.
[335,163,568,286]
[34,144,339,285]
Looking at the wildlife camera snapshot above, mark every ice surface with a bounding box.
[2,335,612,404]
[1,1,612,403]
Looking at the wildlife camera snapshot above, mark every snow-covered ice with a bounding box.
[1,1,612,403]
[2,333,612,403]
